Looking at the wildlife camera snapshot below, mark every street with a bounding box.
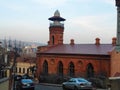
[35,84,62,90]
[0,79,108,90]
[35,84,108,90]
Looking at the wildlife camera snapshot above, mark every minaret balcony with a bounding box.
[50,23,64,27]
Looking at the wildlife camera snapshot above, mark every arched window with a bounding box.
[23,68,25,73]
[86,63,94,78]
[68,62,75,77]
[27,68,29,74]
[19,68,21,73]
[52,36,54,45]
[58,61,63,76]
[43,60,48,75]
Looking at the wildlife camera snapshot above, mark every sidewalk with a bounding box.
[0,78,9,90]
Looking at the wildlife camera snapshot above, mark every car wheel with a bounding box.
[74,86,78,90]
[62,85,67,90]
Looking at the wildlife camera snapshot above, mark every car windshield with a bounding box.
[77,79,88,82]
[22,79,33,83]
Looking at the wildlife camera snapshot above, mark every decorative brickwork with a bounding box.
[49,26,64,45]
[37,53,110,78]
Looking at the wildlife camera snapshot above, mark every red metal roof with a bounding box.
[41,44,114,55]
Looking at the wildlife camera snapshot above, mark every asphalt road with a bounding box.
[35,84,108,90]
[35,84,62,90]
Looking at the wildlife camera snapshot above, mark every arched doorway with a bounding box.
[86,63,94,78]
[58,61,63,76]
[68,62,75,77]
[43,60,48,75]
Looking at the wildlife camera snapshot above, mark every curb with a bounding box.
[37,83,107,90]
[38,83,62,87]
[0,77,9,84]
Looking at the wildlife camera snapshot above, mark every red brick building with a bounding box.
[36,10,116,78]
[110,0,120,77]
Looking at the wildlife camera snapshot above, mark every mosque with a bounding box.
[36,0,120,79]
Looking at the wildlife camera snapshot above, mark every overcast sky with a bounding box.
[0,0,117,44]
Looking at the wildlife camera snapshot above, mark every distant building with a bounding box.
[7,41,37,76]
[22,45,37,57]
[0,41,9,78]
[36,10,117,79]
[15,56,36,76]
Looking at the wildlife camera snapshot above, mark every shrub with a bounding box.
[39,74,71,84]
[88,77,108,88]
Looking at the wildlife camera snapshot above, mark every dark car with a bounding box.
[14,75,22,81]
[17,79,34,90]
[22,74,33,79]
[62,77,93,90]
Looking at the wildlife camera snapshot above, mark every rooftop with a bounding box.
[39,44,114,55]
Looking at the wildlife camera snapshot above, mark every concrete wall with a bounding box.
[109,77,120,90]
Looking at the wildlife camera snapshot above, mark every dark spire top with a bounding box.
[116,0,120,7]
[48,10,65,21]
[54,10,60,17]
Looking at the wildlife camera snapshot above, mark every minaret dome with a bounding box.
[48,10,65,21]
[54,10,60,17]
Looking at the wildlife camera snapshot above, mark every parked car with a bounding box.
[62,77,93,90]
[16,79,35,90]
[14,74,22,81]
[22,74,33,79]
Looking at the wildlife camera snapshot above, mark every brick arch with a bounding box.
[68,61,75,77]
[86,63,94,78]
[43,60,48,75]
[77,60,83,67]
[57,61,63,76]
[52,35,55,45]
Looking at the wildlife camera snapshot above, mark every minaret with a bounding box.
[115,0,120,51]
[48,10,66,46]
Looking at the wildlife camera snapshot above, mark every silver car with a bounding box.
[62,77,93,90]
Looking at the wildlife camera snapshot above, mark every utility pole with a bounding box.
[12,40,18,90]
[13,51,17,90]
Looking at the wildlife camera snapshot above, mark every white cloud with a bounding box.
[0,17,49,43]
[69,14,115,31]
[31,0,67,8]
[0,1,26,11]
[65,14,116,43]
[7,4,25,11]
[0,0,116,44]
[75,0,114,5]
[101,0,115,5]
